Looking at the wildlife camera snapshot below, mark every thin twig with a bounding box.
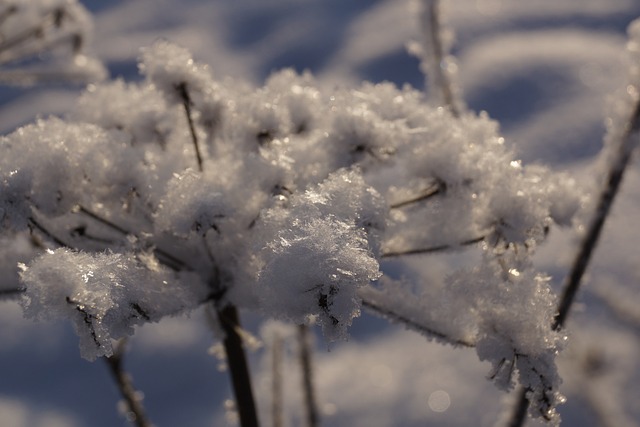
[420,0,460,117]
[0,288,25,297]
[28,217,70,248]
[553,97,640,331]
[104,339,154,427]
[0,5,17,27]
[381,235,484,258]
[77,205,129,235]
[271,332,284,427]
[505,387,529,427]
[298,324,319,427]
[389,180,443,209]
[216,304,260,427]
[505,74,640,427]
[76,205,191,271]
[177,82,204,172]
[0,7,76,65]
[361,297,476,347]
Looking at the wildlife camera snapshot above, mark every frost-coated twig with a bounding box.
[76,205,191,272]
[0,5,17,27]
[361,298,475,347]
[271,332,284,427]
[28,217,70,248]
[418,0,460,117]
[505,387,529,427]
[216,304,260,427]
[553,98,640,331]
[389,180,443,209]
[0,6,82,65]
[0,288,24,297]
[298,324,319,427]
[505,73,640,427]
[381,235,485,258]
[104,339,153,427]
[177,83,204,172]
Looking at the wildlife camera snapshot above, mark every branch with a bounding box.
[103,339,154,427]
[381,235,484,258]
[360,297,475,348]
[504,388,529,427]
[0,7,80,65]
[76,205,129,235]
[389,180,443,209]
[271,332,284,427]
[298,324,319,427]
[76,205,191,272]
[0,288,25,297]
[553,95,640,331]
[418,0,460,117]
[504,67,640,427]
[28,216,70,248]
[216,304,260,427]
[177,82,204,172]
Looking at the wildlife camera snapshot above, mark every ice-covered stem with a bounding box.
[28,216,70,249]
[381,235,485,258]
[505,26,640,427]
[416,0,460,117]
[0,5,17,27]
[271,332,284,427]
[298,324,319,427]
[553,95,640,330]
[0,288,23,297]
[176,83,204,172]
[0,0,104,85]
[504,388,529,427]
[216,304,260,427]
[360,297,476,347]
[104,339,153,427]
[389,179,443,209]
[76,206,191,272]
[0,6,68,62]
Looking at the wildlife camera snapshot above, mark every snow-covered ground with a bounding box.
[1,1,640,426]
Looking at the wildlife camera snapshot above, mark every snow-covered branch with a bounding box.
[0,0,105,85]
[0,5,607,424]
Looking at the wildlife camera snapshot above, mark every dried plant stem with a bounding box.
[0,288,24,297]
[104,339,153,427]
[420,0,459,117]
[271,333,284,427]
[76,205,190,272]
[0,5,17,27]
[361,297,475,348]
[216,304,260,427]
[77,205,129,235]
[389,180,443,209]
[298,324,319,427]
[553,97,640,331]
[505,87,640,427]
[381,235,484,258]
[177,83,204,172]
[505,388,529,427]
[0,6,78,65]
[28,216,69,248]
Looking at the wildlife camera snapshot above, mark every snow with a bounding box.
[1,1,640,427]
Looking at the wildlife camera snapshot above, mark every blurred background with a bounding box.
[1,1,640,426]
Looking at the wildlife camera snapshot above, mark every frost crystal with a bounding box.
[256,170,383,340]
[20,249,206,360]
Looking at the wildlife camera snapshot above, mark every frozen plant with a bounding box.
[0,0,105,85]
[4,1,637,427]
